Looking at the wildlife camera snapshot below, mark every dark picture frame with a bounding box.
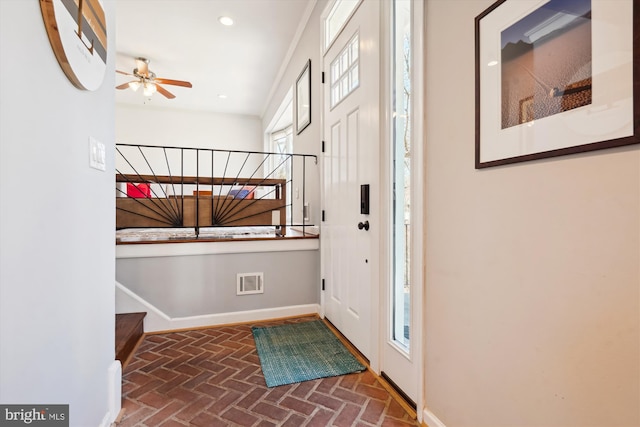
[475,0,639,168]
[296,59,311,135]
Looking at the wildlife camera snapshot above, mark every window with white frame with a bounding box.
[269,125,292,221]
[270,126,292,180]
[265,92,292,185]
[324,0,362,50]
[330,32,359,108]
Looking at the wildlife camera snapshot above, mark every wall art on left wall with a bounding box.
[40,0,107,91]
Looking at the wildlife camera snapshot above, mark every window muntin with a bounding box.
[330,33,359,108]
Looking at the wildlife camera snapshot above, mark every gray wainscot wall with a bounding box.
[116,239,320,332]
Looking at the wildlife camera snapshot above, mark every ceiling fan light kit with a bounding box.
[142,82,157,97]
[116,57,192,100]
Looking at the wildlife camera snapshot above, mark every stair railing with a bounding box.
[115,143,318,238]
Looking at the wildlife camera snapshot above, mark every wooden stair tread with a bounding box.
[116,312,146,365]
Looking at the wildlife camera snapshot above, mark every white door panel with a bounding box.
[322,0,379,359]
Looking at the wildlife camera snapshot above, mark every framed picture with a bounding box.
[475,0,639,168]
[296,59,311,134]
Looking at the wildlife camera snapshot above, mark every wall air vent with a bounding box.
[237,273,264,295]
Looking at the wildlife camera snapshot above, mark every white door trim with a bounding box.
[319,2,425,418]
[378,0,425,420]
[413,0,425,419]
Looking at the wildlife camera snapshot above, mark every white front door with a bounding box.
[321,0,380,360]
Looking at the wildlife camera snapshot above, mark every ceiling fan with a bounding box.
[116,57,192,99]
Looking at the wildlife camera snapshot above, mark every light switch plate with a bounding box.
[89,137,106,171]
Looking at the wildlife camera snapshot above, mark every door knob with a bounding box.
[358,221,370,231]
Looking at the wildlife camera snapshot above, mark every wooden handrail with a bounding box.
[116,174,285,187]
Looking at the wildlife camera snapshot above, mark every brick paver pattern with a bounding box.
[118,316,418,426]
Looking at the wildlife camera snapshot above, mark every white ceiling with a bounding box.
[115,0,313,117]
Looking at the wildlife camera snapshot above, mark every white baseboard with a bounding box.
[99,413,111,427]
[166,304,321,331]
[423,408,447,427]
[99,360,122,427]
[116,281,320,333]
[422,408,447,427]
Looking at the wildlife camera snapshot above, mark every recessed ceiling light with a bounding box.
[218,94,228,99]
[218,16,234,26]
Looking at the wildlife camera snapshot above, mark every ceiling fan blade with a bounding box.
[116,70,133,76]
[155,78,192,88]
[155,83,175,99]
[115,81,135,90]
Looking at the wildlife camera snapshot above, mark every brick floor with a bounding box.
[117,316,418,426]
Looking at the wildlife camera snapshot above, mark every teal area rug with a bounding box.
[252,320,366,387]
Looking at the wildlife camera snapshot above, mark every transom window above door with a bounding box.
[324,0,362,50]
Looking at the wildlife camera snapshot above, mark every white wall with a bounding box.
[262,0,325,226]
[116,105,264,180]
[0,1,117,426]
[117,104,262,151]
[423,2,639,426]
